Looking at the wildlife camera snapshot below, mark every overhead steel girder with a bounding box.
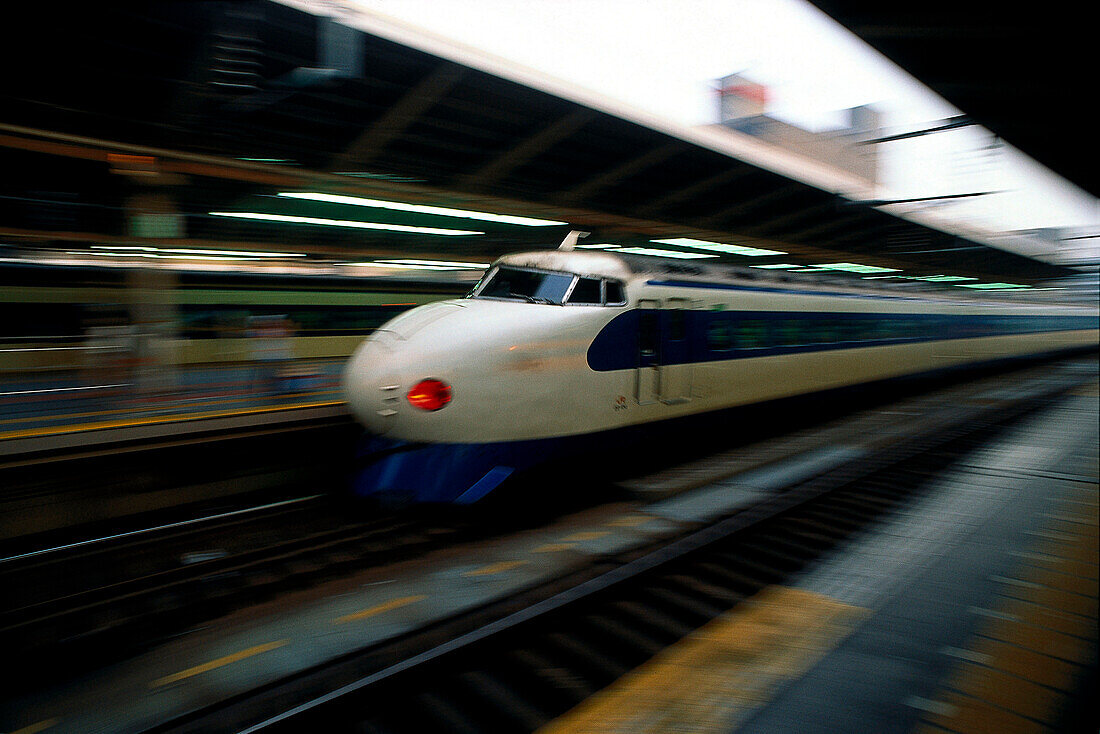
[329,63,466,171]
[555,142,683,204]
[633,166,757,218]
[778,212,874,243]
[455,109,595,190]
[697,184,809,228]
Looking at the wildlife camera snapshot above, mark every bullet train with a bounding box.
[342,245,1098,503]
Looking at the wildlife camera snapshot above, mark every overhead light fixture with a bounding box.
[957,282,1031,290]
[75,250,260,263]
[348,262,469,271]
[617,247,718,259]
[90,245,307,258]
[651,237,785,256]
[750,263,805,270]
[576,243,622,250]
[863,274,978,283]
[332,172,426,182]
[276,193,567,227]
[910,275,978,282]
[209,211,482,236]
[377,259,489,269]
[810,262,902,274]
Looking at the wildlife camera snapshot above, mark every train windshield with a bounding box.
[474,266,574,304]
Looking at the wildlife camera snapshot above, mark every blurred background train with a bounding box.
[342,248,1100,504]
[0,260,467,374]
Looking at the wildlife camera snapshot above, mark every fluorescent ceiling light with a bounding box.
[91,245,306,258]
[378,259,488,269]
[957,282,1031,289]
[277,192,566,227]
[576,243,622,249]
[864,274,977,283]
[347,262,467,271]
[617,247,718,259]
[750,263,804,269]
[911,275,978,282]
[332,172,426,182]
[75,250,257,263]
[810,262,902,274]
[651,237,785,256]
[209,211,482,236]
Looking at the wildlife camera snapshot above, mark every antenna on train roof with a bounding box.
[558,230,589,251]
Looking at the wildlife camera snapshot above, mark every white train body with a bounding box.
[343,250,1097,502]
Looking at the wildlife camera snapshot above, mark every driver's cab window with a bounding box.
[476,266,573,303]
[566,277,601,304]
[474,266,627,307]
[604,280,626,305]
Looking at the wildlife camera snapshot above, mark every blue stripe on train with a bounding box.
[352,343,1096,504]
[587,308,1098,372]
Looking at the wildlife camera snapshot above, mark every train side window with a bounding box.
[566,277,601,304]
[806,320,824,344]
[776,318,804,346]
[669,310,686,341]
[707,320,733,352]
[639,310,658,359]
[738,319,768,349]
[822,319,844,343]
[833,318,853,342]
[604,280,626,305]
[825,319,845,343]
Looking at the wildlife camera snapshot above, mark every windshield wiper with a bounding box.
[510,293,557,305]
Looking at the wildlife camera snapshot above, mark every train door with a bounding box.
[635,299,660,405]
[660,298,693,404]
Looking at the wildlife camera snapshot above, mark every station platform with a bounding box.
[2,366,1096,734]
[542,380,1098,733]
[0,359,348,457]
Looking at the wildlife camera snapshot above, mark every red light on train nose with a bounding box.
[407,378,451,411]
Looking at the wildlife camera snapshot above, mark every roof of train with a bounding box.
[495,249,1096,312]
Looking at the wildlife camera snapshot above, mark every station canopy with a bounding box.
[0,1,1083,285]
[810,0,1095,200]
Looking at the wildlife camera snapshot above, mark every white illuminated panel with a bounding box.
[347,262,465,271]
[209,211,482,236]
[810,262,902,274]
[651,237,785,256]
[378,259,489,269]
[617,247,718,259]
[91,245,307,258]
[276,192,566,226]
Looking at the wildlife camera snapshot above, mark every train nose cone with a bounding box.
[342,332,402,435]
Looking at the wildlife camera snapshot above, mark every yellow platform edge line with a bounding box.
[150,639,288,688]
[0,399,344,441]
[10,718,60,734]
[537,585,867,734]
[463,560,529,577]
[0,388,341,427]
[335,594,427,624]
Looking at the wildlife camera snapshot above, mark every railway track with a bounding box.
[149,360,1093,734]
[0,495,472,685]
